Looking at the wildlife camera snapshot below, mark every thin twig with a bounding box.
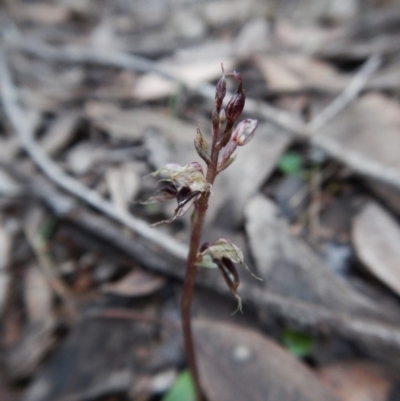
[0,51,188,262]
[308,54,382,134]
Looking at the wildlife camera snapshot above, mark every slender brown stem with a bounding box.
[181,137,220,401]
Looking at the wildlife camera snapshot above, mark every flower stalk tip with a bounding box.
[215,63,227,111]
[225,71,245,125]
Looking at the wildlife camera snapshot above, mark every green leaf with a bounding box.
[282,328,314,358]
[277,152,303,175]
[162,370,195,401]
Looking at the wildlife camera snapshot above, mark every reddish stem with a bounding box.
[181,131,220,401]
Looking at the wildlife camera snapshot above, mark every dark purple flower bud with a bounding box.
[215,64,226,111]
[231,118,258,146]
[225,71,245,124]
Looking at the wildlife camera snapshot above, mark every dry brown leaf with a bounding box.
[12,3,71,25]
[206,122,290,228]
[235,18,270,56]
[245,195,389,318]
[131,74,178,101]
[106,164,140,212]
[102,269,165,298]
[93,71,138,100]
[65,142,105,176]
[201,0,268,26]
[257,54,348,93]
[316,94,400,178]
[194,318,339,401]
[131,59,235,100]
[353,201,400,296]
[317,361,392,401]
[40,113,80,156]
[24,265,53,323]
[85,102,148,142]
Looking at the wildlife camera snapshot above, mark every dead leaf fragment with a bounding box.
[317,361,391,401]
[257,54,348,93]
[12,3,71,25]
[106,164,140,211]
[40,113,80,156]
[245,196,388,318]
[194,319,339,401]
[102,269,165,298]
[65,142,104,175]
[353,201,400,296]
[315,94,400,183]
[24,265,53,323]
[207,123,291,228]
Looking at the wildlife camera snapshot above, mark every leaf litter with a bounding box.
[2,1,400,400]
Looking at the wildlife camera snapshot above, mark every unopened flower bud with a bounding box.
[225,71,245,123]
[232,118,258,146]
[215,65,226,111]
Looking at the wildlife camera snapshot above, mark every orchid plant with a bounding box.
[147,66,261,401]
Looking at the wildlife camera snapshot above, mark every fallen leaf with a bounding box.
[40,113,80,156]
[207,122,290,228]
[65,141,105,176]
[202,0,268,27]
[194,318,339,401]
[234,18,270,56]
[317,361,392,401]
[132,74,178,101]
[132,59,235,100]
[257,54,348,93]
[315,94,400,184]
[102,269,165,298]
[24,265,53,323]
[12,3,71,24]
[85,102,144,142]
[353,201,400,296]
[106,164,140,212]
[245,195,390,318]
[4,318,56,382]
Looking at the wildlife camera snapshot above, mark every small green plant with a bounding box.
[147,66,261,401]
[282,328,314,358]
[162,370,195,401]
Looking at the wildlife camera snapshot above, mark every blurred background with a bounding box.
[1,0,400,400]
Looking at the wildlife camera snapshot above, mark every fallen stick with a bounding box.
[0,51,188,261]
[308,54,382,133]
